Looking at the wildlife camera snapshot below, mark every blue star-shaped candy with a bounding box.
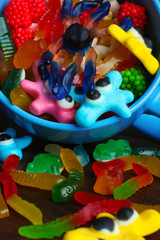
[70,70,134,127]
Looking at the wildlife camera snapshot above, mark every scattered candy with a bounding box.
[0,128,32,162]
[52,148,84,202]
[26,153,64,175]
[113,163,153,199]
[73,144,90,167]
[18,198,131,239]
[0,191,10,219]
[0,158,43,225]
[63,207,160,240]
[93,139,132,162]
[44,143,63,157]
[132,147,160,158]
[3,154,66,190]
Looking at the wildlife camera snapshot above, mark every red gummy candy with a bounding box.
[35,0,64,45]
[0,172,18,200]
[118,1,147,29]
[26,0,48,23]
[92,158,126,176]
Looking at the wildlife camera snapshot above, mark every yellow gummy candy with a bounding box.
[108,24,159,75]
[7,194,43,225]
[10,169,65,190]
[0,191,9,219]
[60,148,84,173]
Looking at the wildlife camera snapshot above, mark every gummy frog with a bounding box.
[93,139,132,162]
[0,128,32,162]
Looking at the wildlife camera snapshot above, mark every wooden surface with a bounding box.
[0,108,160,240]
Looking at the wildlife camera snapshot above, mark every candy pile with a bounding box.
[0,0,159,128]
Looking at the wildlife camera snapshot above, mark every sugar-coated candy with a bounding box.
[20,60,76,123]
[26,153,63,175]
[118,1,147,29]
[93,139,132,162]
[1,68,25,100]
[3,154,66,190]
[113,163,153,199]
[108,23,159,75]
[73,144,90,167]
[120,67,149,99]
[70,71,134,127]
[0,128,32,162]
[52,148,84,202]
[18,198,131,239]
[63,207,160,240]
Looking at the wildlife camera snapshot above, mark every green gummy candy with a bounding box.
[113,181,138,199]
[93,139,132,161]
[1,68,25,100]
[26,153,63,175]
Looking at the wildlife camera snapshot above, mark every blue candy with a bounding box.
[70,70,134,127]
[0,128,32,162]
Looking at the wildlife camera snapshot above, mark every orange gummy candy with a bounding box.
[13,39,47,70]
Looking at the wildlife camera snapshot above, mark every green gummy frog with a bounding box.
[93,139,132,162]
[26,153,64,175]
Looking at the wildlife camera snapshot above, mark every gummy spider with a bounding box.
[39,0,133,100]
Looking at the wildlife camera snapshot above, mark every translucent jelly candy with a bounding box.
[10,86,33,112]
[26,153,63,175]
[113,163,153,199]
[13,39,47,69]
[73,145,90,167]
[34,0,64,45]
[0,191,9,219]
[3,154,65,190]
[52,148,84,202]
[0,168,43,225]
[93,139,132,162]
[132,147,160,158]
[44,143,63,157]
[18,198,131,239]
[1,68,25,100]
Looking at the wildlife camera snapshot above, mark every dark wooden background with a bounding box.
[0,108,160,240]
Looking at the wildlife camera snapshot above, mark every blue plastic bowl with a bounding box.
[0,0,160,144]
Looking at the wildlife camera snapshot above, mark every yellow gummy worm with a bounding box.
[7,194,43,225]
[9,169,66,190]
[121,155,160,178]
[60,148,84,173]
[0,191,10,218]
[108,24,159,75]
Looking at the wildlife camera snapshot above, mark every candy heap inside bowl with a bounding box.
[0,0,159,127]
